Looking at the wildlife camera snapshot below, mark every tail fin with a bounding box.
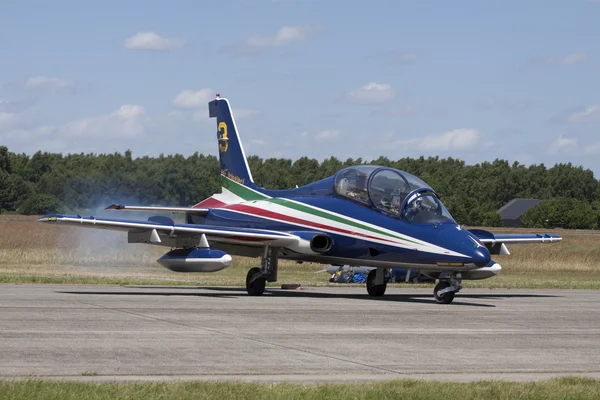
[208,95,254,186]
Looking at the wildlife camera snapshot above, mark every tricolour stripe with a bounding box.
[217,174,467,256]
[224,203,399,245]
[221,175,419,245]
[221,174,269,201]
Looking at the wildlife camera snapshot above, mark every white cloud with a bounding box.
[345,82,395,104]
[59,104,147,139]
[225,25,320,55]
[314,130,340,142]
[124,32,185,51]
[172,89,214,108]
[2,125,56,142]
[550,133,578,154]
[568,104,600,123]
[540,52,587,65]
[25,76,75,90]
[419,128,481,151]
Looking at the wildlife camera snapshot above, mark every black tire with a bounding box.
[246,267,266,296]
[366,269,386,297]
[434,281,455,304]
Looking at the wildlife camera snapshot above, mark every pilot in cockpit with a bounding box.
[405,196,423,220]
[338,172,369,202]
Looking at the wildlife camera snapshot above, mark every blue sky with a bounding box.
[1,0,599,175]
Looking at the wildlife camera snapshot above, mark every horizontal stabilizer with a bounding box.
[105,204,209,214]
[468,229,562,244]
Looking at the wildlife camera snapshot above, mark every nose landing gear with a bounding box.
[434,273,462,304]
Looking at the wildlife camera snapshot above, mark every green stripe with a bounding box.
[221,175,268,201]
[267,198,419,245]
[221,176,419,245]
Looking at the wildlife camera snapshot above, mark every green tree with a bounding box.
[522,198,597,229]
[482,211,503,227]
[0,146,11,174]
[18,194,63,215]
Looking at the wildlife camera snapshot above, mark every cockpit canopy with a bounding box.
[333,166,455,224]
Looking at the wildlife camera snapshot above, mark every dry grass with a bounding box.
[1,215,599,288]
[467,226,600,289]
[0,215,326,286]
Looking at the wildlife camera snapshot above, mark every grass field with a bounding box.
[1,215,599,289]
[1,377,599,400]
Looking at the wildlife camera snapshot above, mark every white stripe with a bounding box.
[218,205,468,258]
[278,197,446,249]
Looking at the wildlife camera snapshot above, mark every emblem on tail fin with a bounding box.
[218,122,229,153]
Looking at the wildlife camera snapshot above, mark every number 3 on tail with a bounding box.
[218,122,229,152]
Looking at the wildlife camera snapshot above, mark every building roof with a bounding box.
[497,198,540,220]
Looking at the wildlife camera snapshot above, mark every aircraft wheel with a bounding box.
[434,281,455,304]
[246,267,266,296]
[366,269,386,297]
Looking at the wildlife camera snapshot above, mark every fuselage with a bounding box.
[199,168,491,271]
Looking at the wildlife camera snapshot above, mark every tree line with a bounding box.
[1,145,599,229]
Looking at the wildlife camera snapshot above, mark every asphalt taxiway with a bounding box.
[1,284,599,383]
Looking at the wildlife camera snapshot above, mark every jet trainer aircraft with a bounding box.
[39,95,562,304]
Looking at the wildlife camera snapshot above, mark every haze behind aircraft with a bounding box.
[39,95,562,304]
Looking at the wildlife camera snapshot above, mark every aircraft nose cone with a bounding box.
[473,247,491,268]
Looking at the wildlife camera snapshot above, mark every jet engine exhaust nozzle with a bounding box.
[310,234,333,253]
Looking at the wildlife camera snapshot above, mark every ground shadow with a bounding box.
[56,285,559,307]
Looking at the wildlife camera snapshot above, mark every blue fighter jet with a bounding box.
[38,95,562,304]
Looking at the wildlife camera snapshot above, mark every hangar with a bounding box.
[497,198,540,227]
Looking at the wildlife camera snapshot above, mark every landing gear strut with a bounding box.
[434,273,462,304]
[245,245,278,296]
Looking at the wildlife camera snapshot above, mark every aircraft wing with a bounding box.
[468,228,562,255]
[105,204,209,213]
[37,214,300,248]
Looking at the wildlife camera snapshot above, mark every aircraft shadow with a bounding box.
[56,286,557,307]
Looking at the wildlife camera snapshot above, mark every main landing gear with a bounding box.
[366,268,388,297]
[246,245,278,296]
[433,273,462,304]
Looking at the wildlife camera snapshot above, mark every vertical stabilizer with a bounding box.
[209,95,255,186]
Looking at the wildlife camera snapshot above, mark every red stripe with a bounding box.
[224,204,398,244]
[193,197,226,209]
